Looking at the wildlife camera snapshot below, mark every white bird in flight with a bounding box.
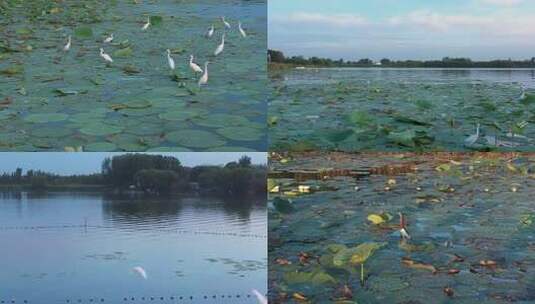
[238,21,247,38]
[132,266,147,280]
[205,25,214,38]
[464,123,480,147]
[99,48,113,63]
[214,34,225,56]
[221,16,231,29]
[251,289,267,304]
[142,17,151,31]
[166,49,175,70]
[189,55,203,73]
[104,33,114,43]
[63,35,71,52]
[198,62,210,87]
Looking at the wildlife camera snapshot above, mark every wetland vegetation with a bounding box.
[268,152,535,303]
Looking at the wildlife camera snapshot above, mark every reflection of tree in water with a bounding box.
[101,194,266,228]
[101,194,184,228]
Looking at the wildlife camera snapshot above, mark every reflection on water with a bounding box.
[0,191,266,303]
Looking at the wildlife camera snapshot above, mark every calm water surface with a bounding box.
[0,192,266,303]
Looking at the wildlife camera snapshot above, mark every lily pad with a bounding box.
[24,113,69,123]
[283,270,337,286]
[113,47,133,58]
[333,242,385,266]
[216,127,264,141]
[80,124,123,136]
[164,130,226,148]
[84,142,117,151]
[74,26,93,38]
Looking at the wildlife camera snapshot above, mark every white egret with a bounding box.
[63,35,71,52]
[189,55,203,73]
[519,85,527,101]
[221,16,231,29]
[205,25,214,38]
[198,62,210,87]
[214,34,225,56]
[166,49,175,70]
[99,48,113,63]
[132,266,147,280]
[464,123,480,146]
[398,212,411,240]
[251,290,267,304]
[104,33,114,43]
[142,17,151,31]
[238,21,247,38]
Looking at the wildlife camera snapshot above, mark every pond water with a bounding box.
[0,192,267,303]
[269,68,535,152]
[268,153,535,303]
[0,0,267,151]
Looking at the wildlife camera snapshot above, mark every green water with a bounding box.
[268,153,535,303]
[0,0,266,151]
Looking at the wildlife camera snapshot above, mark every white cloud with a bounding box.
[387,10,535,36]
[277,12,368,28]
[478,0,523,6]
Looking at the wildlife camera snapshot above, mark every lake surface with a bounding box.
[0,0,267,151]
[269,153,535,303]
[269,68,535,152]
[0,192,267,303]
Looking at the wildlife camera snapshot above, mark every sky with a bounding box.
[0,153,267,175]
[269,0,535,61]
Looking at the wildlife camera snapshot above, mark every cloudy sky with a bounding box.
[0,153,266,175]
[269,0,535,61]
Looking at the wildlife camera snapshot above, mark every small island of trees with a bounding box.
[0,154,266,197]
[269,49,535,69]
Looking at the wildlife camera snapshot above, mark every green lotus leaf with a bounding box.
[74,26,93,38]
[24,113,69,123]
[79,124,123,136]
[113,47,133,58]
[216,127,263,141]
[165,130,226,148]
[32,127,73,138]
[84,142,117,151]
[333,242,385,267]
[193,114,250,128]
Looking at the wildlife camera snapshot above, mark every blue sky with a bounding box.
[0,153,267,175]
[269,0,535,60]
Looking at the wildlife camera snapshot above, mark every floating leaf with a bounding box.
[333,242,385,266]
[24,113,68,123]
[283,270,337,286]
[84,142,117,151]
[149,15,163,26]
[216,127,264,141]
[74,26,93,38]
[113,47,133,58]
[80,124,123,136]
[165,130,225,148]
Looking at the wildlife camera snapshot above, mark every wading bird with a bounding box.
[104,33,114,43]
[399,212,411,240]
[189,55,203,73]
[132,266,147,280]
[63,35,71,52]
[252,289,267,304]
[99,48,113,63]
[142,17,151,31]
[519,85,527,101]
[464,123,480,146]
[214,34,225,56]
[198,62,210,87]
[221,16,231,29]
[205,25,214,38]
[166,49,175,70]
[238,21,247,38]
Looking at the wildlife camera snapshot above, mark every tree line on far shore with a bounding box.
[268,49,535,68]
[0,154,266,196]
